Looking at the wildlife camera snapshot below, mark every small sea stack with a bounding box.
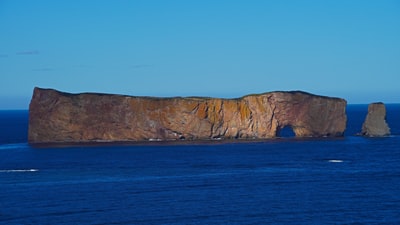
[361,102,390,137]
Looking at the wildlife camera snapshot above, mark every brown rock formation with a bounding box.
[28,87,347,143]
[361,103,390,137]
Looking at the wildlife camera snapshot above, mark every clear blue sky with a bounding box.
[1,0,399,109]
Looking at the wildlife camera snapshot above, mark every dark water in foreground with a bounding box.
[0,105,399,224]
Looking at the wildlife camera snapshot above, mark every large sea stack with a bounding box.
[361,102,390,137]
[28,87,347,144]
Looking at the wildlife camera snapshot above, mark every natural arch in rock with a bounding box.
[276,125,296,137]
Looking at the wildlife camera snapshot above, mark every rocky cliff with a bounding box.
[361,103,390,137]
[28,87,347,143]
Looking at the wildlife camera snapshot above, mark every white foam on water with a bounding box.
[0,169,39,173]
[328,159,343,163]
[0,143,29,150]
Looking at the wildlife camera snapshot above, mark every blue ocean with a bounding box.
[1,104,399,224]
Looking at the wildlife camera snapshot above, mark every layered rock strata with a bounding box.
[361,103,390,137]
[28,87,347,143]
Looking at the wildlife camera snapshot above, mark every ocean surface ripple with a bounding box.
[0,105,399,224]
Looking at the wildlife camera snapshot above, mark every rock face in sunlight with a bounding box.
[28,87,347,143]
[361,102,390,137]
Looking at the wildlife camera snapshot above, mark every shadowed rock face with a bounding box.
[361,103,390,137]
[28,87,347,143]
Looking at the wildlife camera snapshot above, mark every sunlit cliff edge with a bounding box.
[28,87,347,144]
